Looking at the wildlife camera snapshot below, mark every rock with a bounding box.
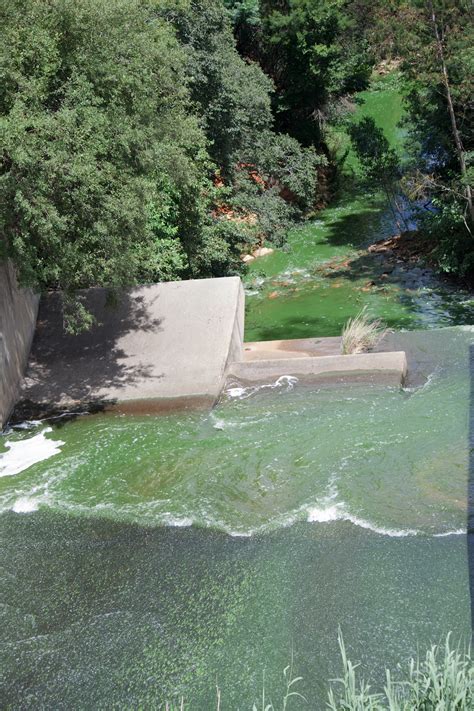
[268,291,279,299]
[252,246,274,258]
[241,254,255,263]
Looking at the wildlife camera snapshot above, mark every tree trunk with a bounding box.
[428,0,474,224]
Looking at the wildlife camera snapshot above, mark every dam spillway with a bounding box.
[6,276,407,423]
[11,277,245,418]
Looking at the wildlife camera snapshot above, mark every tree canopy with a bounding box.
[1,0,322,329]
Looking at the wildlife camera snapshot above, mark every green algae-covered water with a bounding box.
[244,75,474,341]
[1,327,473,707]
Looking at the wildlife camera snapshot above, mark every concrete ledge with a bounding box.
[18,277,244,414]
[227,351,407,386]
[243,337,342,360]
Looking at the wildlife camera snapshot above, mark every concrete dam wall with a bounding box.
[4,273,407,424]
[19,277,245,414]
[0,262,39,428]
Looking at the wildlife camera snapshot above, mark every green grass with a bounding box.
[163,633,473,710]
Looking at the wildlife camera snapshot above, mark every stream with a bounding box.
[245,74,474,341]
[1,75,473,709]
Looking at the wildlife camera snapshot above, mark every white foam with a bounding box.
[11,420,43,430]
[226,375,298,400]
[343,512,418,538]
[211,417,226,430]
[307,504,342,523]
[162,515,193,528]
[226,386,248,399]
[0,428,64,477]
[306,500,418,537]
[11,497,40,513]
[433,529,465,537]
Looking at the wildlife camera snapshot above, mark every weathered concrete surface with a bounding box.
[0,262,39,428]
[243,337,341,361]
[227,351,407,386]
[19,277,244,412]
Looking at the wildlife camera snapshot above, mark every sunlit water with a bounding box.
[1,327,473,707]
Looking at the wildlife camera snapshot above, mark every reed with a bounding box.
[327,630,473,710]
[163,632,473,710]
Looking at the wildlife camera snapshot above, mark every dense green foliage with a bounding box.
[165,0,323,248]
[351,0,474,278]
[400,1,474,278]
[0,0,210,328]
[226,0,373,145]
[0,0,321,329]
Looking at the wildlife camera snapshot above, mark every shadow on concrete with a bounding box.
[12,289,164,421]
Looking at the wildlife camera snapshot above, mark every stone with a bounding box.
[252,247,274,258]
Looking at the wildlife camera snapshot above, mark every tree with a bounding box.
[426,0,473,223]
[0,0,213,330]
[163,0,321,255]
[252,0,373,144]
[0,0,333,331]
[400,0,474,275]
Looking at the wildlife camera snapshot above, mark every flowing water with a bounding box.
[1,76,473,709]
[1,327,473,707]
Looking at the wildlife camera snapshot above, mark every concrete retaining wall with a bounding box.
[20,277,244,412]
[0,262,39,428]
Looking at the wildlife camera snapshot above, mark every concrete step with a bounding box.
[243,337,342,361]
[228,351,407,386]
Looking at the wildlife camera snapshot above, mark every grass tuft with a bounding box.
[328,630,474,710]
[341,306,387,355]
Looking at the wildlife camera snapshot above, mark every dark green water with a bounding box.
[1,76,473,709]
[0,513,469,709]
